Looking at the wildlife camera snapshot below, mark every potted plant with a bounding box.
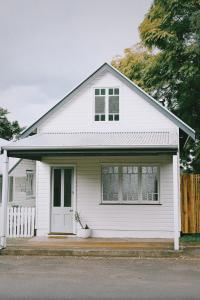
[75,211,91,238]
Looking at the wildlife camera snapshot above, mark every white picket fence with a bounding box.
[7,207,35,238]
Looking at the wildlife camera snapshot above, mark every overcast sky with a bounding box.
[0,0,152,127]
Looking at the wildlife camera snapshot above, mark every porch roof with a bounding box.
[2,131,178,159]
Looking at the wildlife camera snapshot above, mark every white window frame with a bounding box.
[94,87,120,122]
[26,170,35,199]
[101,164,160,205]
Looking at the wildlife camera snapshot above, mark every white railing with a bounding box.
[6,207,35,238]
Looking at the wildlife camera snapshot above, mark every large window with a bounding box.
[102,165,159,204]
[94,88,119,121]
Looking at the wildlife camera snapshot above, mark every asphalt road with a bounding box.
[0,256,200,300]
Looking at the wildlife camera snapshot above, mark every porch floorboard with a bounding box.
[6,237,174,250]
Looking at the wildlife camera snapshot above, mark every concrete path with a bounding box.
[0,256,200,300]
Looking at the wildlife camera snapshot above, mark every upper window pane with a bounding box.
[109,88,113,95]
[95,96,105,114]
[95,88,105,96]
[109,96,119,114]
[114,88,119,95]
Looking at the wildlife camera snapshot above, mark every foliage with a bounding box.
[0,108,23,140]
[180,234,200,243]
[112,44,154,92]
[112,0,200,172]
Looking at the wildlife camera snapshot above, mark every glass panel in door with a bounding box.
[53,169,61,207]
[64,169,72,207]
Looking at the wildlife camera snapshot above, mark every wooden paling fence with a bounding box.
[181,174,200,233]
[7,207,35,238]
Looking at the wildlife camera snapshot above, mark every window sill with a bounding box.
[99,203,162,206]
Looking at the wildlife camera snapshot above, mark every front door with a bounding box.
[51,168,74,233]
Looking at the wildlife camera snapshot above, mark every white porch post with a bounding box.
[173,154,180,251]
[0,150,9,248]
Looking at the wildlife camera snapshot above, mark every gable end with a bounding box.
[20,63,195,140]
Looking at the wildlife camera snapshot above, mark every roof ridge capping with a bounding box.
[41,131,172,135]
[20,62,195,140]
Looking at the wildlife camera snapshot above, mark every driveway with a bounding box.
[0,256,200,300]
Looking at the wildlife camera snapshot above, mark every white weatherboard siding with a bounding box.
[36,156,174,238]
[9,159,36,207]
[39,71,178,134]
[35,161,51,236]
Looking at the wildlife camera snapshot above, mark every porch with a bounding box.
[1,131,180,250]
[0,236,176,257]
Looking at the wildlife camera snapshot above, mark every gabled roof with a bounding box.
[20,62,195,140]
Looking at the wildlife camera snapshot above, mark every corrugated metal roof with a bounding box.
[3,131,178,150]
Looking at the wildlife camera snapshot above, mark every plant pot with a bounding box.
[77,228,91,238]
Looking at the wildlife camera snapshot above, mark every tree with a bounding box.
[112,44,154,92]
[0,108,23,140]
[112,0,200,172]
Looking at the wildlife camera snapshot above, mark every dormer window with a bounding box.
[94,88,119,121]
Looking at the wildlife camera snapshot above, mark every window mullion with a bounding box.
[106,89,108,121]
[138,166,142,203]
[61,169,64,208]
[119,166,122,203]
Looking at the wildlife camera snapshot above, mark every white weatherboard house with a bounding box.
[0,63,195,250]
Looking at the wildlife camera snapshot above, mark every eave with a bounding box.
[6,147,178,160]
